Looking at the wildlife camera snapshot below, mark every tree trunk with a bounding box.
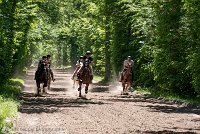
[104,4,111,81]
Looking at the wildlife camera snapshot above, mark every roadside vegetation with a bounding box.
[0,79,22,134]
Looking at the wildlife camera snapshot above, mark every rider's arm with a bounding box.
[89,57,93,66]
[90,61,93,66]
[124,60,128,68]
[132,60,134,67]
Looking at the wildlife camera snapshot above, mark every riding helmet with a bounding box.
[86,51,91,55]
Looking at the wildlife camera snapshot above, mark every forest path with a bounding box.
[16,68,200,134]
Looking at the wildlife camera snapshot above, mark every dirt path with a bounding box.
[15,68,200,134]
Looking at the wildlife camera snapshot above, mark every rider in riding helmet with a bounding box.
[35,56,47,80]
[46,54,52,68]
[77,56,84,66]
[119,56,134,82]
[77,51,93,82]
[39,56,47,68]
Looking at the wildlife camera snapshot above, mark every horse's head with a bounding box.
[40,62,48,70]
[83,59,90,69]
[125,64,132,76]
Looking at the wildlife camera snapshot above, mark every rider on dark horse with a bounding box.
[119,56,134,82]
[34,56,48,94]
[34,55,55,94]
[35,56,47,80]
[77,51,93,83]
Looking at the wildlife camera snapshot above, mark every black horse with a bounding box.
[35,63,49,96]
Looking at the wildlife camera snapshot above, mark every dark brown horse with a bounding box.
[35,63,49,96]
[77,61,92,97]
[121,65,133,94]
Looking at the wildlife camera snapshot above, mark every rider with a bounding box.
[39,56,47,68]
[77,51,93,83]
[46,55,51,68]
[71,56,83,80]
[119,56,134,82]
[35,56,47,80]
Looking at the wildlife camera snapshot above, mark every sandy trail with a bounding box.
[16,68,200,134]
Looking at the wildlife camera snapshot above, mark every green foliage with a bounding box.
[0,80,20,134]
[0,97,19,134]
[182,0,200,95]
[1,0,200,99]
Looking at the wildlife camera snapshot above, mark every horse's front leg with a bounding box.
[78,81,82,91]
[43,80,48,94]
[125,83,129,93]
[79,89,81,97]
[73,79,75,89]
[78,81,82,97]
[122,82,125,94]
[85,83,89,94]
[36,80,41,96]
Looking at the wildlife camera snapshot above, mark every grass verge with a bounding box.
[0,78,22,134]
[93,75,104,82]
[135,87,200,106]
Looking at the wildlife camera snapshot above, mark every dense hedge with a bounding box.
[1,0,200,97]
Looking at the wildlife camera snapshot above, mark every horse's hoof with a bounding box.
[124,92,129,95]
[36,94,42,97]
[43,92,48,95]
[121,92,124,95]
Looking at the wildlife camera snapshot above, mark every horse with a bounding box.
[121,65,133,94]
[77,61,92,97]
[35,63,49,96]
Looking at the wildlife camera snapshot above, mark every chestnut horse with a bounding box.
[121,65,133,94]
[77,61,92,97]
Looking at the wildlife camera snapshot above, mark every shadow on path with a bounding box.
[19,92,105,114]
[102,93,200,115]
[144,130,195,134]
